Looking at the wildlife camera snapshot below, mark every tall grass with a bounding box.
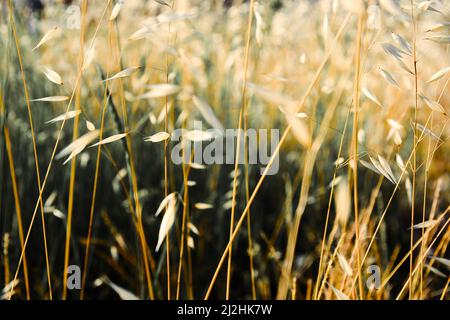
[0,0,449,300]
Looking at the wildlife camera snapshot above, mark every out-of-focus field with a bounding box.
[0,0,449,300]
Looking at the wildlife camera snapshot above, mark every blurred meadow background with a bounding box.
[0,0,449,300]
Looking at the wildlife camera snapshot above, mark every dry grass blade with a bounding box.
[379,68,401,88]
[337,252,353,276]
[110,2,123,21]
[192,96,225,132]
[419,94,446,114]
[42,67,63,85]
[56,130,99,161]
[185,130,214,142]
[144,132,170,142]
[90,133,128,147]
[362,86,382,107]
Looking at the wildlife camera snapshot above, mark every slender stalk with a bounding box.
[107,6,155,299]
[62,0,88,299]
[7,1,112,300]
[79,76,110,300]
[409,0,419,299]
[350,12,365,299]
[347,115,446,296]
[164,2,176,299]
[3,127,30,299]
